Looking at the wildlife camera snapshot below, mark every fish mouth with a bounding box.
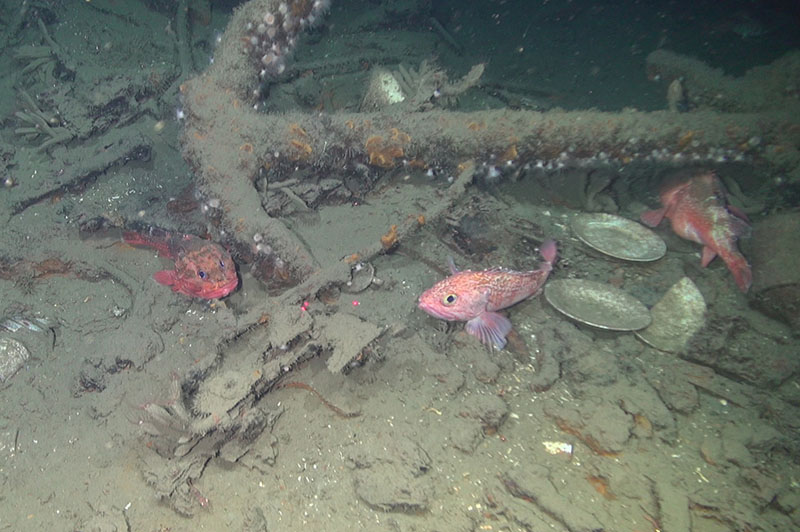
[196,277,239,299]
[418,298,454,321]
[417,298,437,315]
[216,278,240,297]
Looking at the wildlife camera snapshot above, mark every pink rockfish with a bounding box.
[123,229,238,299]
[640,171,752,292]
[418,240,557,349]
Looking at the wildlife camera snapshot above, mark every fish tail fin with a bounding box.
[720,249,752,292]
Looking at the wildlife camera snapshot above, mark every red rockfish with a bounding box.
[418,240,557,349]
[123,228,239,299]
[640,171,752,292]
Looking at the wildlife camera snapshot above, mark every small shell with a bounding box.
[342,262,375,293]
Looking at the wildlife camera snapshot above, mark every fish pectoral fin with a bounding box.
[465,312,512,350]
[727,211,752,238]
[153,270,177,286]
[700,246,717,267]
[640,208,666,227]
[726,203,750,224]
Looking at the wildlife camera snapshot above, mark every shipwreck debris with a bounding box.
[571,213,666,262]
[544,279,652,331]
[635,277,707,353]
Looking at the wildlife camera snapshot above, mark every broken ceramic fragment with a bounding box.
[635,277,706,353]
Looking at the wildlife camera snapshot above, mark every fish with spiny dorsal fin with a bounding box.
[640,171,751,292]
[418,241,557,349]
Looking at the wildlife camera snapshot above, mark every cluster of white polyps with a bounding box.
[243,0,331,81]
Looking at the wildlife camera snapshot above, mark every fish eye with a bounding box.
[219,260,225,269]
[198,270,207,279]
[443,293,457,305]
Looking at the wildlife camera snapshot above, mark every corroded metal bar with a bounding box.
[180,0,799,282]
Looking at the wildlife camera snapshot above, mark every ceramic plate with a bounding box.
[545,279,652,331]
[572,213,666,262]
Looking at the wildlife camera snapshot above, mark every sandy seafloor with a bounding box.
[1,1,800,531]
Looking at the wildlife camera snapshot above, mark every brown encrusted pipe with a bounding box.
[180,66,798,280]
[182,69,794,175]
[180,0,799,283]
